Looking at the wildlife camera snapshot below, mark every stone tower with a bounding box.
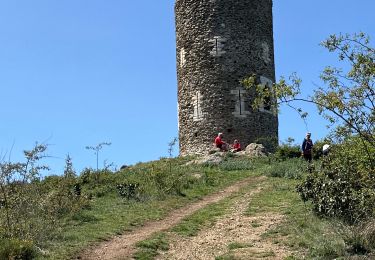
[175,0,278,156]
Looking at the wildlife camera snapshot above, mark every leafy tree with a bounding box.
[242,32,374,165]
[243,32,374,222]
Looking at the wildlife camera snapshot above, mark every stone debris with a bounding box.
[244,143,268,157]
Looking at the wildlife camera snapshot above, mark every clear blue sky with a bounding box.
[0,1,374,175]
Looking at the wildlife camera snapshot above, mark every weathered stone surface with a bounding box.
[186,152,225,165]
[175,0,278,156]
[245,143,268,157]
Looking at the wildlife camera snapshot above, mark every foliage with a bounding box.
[254,136,278,153]
[116,182,140,200]
[242,32,374,165]
[297,137,375,224]
[167,137,178,158]
[275,144,301,160]
[0,238,36,260]
[64,154,76,178]
[0,143,54,242]
[0,144,88,258]
[243,32,375,225]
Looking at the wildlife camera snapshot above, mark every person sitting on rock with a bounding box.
[215,133,228,151]
[231,139,241,153]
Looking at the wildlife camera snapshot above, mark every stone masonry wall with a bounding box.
[175,0,278,156]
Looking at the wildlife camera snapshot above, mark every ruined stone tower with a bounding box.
[175,0,278,155]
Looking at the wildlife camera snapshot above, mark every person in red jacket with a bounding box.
[215,133,228,151]
[231,139,241,152]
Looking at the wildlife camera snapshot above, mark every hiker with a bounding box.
[215,133,228,151]
[322,144,330,156]
[231,139,241,153]
[301,132,314,163]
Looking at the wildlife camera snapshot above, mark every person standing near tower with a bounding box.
[302,132,314,162]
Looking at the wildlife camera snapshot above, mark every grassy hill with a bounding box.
[1,153,374,259]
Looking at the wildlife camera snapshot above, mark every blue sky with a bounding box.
[0,1,374,174]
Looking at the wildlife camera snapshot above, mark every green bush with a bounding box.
[0,238,36,260]
[275,145,301,160]
[116,182,140,200]
[297,137,375,224]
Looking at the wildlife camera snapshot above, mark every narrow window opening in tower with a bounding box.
[238,90,242,115]
[196,92,200,117]
[215,38,219,56]
[259,76,273,113]
[194,132,198,137]
[209,36,226,57]
[231,88,250,118]
[180,48,186,67]
[193,91,204,121]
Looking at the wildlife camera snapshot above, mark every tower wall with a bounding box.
[175,0,278,155]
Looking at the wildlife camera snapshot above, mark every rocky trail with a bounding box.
[78,176,290,259]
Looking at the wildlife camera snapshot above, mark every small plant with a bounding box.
[167,137,178,158]
[167,137,178,173]
[116,182,140,200]
[64,154,76,178]
[85,142,112,171]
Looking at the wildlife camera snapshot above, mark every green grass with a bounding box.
[245,177,348,259]
[227,242,253,250]
[134,233,169,260]
[36,157,264,259]
[9,156,372,259]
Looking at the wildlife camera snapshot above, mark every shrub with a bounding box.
[117,182,140,200]
[0,238,36,260]
[275,145,301,160]
[297,137,375,224]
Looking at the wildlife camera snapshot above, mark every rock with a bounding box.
[185,152,225,165]
[244,143,268,157]
[233,150,247,156]
[195,153,224,165]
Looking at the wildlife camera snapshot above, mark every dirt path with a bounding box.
[78,176,265,260]
[158,185,289,259]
